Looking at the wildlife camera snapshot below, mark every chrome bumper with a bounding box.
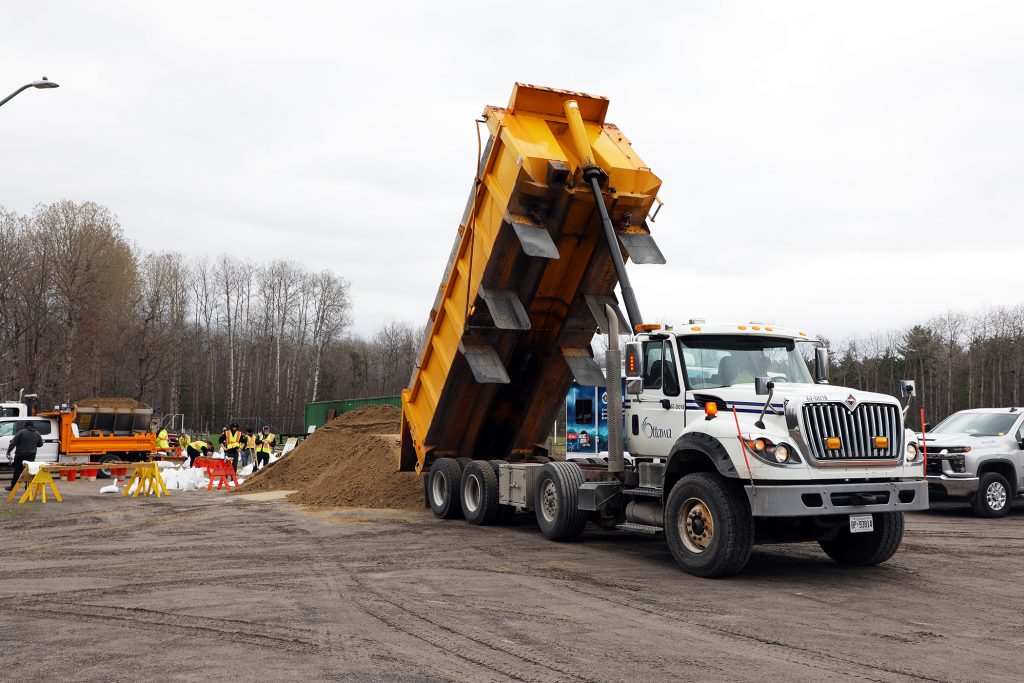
[744,480,928,517]
[926,474,980,498]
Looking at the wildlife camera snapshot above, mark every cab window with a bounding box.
[0,422,13,438]
[29,420,52,436]
[642,340,680,396]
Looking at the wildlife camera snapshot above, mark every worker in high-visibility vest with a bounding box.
[185,439,209,467]
[156,427,170,452]
[178,432,190,455]
[255,425,275,470]
[219,422,243,471]
[242,428,256,469]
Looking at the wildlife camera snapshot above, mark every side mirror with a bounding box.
[626,377,643,396]
[1017,431,1024,449]
[899,379,916,399]
[923,423,932,432]
[754,376,773,396]
[814,347,829,384]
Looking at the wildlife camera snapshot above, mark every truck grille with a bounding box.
[801,402,902,461]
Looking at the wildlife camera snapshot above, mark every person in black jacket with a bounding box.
[5,422,44,491]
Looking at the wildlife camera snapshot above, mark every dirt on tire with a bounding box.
[235,405,424,511]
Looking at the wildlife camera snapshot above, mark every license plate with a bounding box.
[849,514,874,534]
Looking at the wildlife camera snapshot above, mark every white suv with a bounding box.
[923,408,1024,517]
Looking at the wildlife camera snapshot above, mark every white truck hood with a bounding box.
[917,432,1004,451]
[695,383,900,409]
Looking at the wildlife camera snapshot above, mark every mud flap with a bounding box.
[459,343,511,384]
[479,287,531,330]
[508,214,560,259]
[562,347,606,386]
[617,231,666,265]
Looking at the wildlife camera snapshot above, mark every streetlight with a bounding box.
[0,77,60,109]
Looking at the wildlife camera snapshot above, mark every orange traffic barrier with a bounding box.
[194,457,238,490]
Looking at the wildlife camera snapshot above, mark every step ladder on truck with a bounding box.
[400,83,927,577]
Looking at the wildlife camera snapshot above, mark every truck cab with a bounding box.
[923,408,1024,517]
[0,416,60,465]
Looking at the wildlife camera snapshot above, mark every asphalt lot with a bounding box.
[1,480,1021,682]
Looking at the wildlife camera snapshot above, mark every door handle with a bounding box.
[660,399,671,410]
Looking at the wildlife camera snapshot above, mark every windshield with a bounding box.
[680,335,814,389]
[930,412,1020,437]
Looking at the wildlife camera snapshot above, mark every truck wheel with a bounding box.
[972,472,1012,517]
[819,512,904,565]
[664,472,754,577]
[461,461,500,525]
[97,454,123,480]
[534,462,588,540]
[427,458,463,519]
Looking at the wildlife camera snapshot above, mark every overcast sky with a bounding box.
[3,2,1022,342]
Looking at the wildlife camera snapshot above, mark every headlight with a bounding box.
[906,442,919,462]
[773,443,790,463]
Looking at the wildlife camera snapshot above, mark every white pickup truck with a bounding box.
[923,408,1024,517]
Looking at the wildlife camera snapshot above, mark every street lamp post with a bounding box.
[0,77,59,109]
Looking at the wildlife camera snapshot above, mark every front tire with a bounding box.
[819,512,904,566]
[972,472,1012,518]
[664,472,754,577]
[534,462,588,540]
[427,458,464,519]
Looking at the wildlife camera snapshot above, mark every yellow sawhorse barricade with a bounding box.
[6,466,62,504]
[122,462,169,498]
[5,462,169,505]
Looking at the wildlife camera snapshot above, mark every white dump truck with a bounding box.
[400,83,926,577]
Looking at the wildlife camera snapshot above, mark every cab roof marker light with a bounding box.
[737,325,747,330]
[690,326,701,331]
[634,323,660,332]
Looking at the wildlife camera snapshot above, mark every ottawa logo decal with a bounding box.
[642,417,673,439]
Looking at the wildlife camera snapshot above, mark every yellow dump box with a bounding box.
[400,83,663,473]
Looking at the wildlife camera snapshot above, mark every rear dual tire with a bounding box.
[428,457,464,519]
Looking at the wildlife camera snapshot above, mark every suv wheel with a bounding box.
[972,472,1012,518]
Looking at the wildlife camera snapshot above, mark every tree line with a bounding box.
[828,307,1024,427]
[0,201,422,433]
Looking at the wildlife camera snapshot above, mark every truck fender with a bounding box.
[663,432,737,503]
[976,458,1018,496]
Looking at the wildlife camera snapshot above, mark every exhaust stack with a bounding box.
[605,305,624,475]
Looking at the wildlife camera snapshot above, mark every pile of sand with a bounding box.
[76,397,151,409]
[236,405,423,511]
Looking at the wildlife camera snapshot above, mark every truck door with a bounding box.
[629,339,683,457]
[28,419,60,464]
[0,420,15,460]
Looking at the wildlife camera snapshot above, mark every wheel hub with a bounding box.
[679,497,714,554]
[431,471,447,507]
[986,481,1007,511]
[541,480,558,523]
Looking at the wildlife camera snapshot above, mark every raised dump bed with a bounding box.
[400,83,663,472]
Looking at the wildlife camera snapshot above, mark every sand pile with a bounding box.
[76,397,151,409]
[236,405,423,510]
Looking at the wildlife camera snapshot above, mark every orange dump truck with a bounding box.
[1,403,159,477]
[401,82,662,471]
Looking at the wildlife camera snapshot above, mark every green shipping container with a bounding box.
[303,396,401,432]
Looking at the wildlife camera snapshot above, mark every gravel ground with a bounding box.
[1,479,1021,682]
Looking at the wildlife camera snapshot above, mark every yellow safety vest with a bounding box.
[156,429,169,449]
[245,435,256,449]
[256,433,275,454]
[189,440,208,451]
[224,429,242,449]
[179,434,190,449]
